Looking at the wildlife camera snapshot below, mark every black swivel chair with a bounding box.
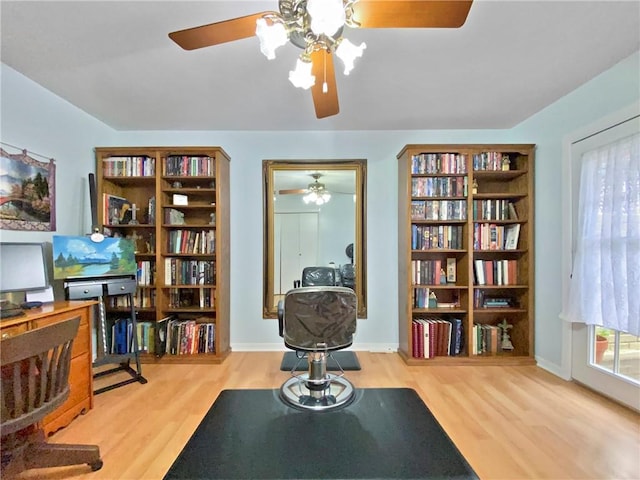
[340,263,356,290]
[282,265,360,371]
[300,266,339,287]
[1,317,103,474]
[278,286,357,411]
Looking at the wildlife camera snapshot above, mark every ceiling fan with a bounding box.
[278,173,349,205]
[279,172,330,194]
[169,0,474,119]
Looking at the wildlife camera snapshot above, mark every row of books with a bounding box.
[137,260,155,286]
[103,317,216,356]
[164,318,216,355]
[411,317,463,358]
[163,155,215,177]
[166,287,215,309]
[411,176,468,198]
[167,229,216,254]
[164,258,215,286]
[103,155,155,177]
[411,153,468,175]
[411,199,467,221]
[472,323,506,354]
[473,259,518,286]
[109,318,135,354]
[473,223,520,250]
[472,152,512,171]
[411,225,464,250]
[411,258,456,285]
[105,289,156,309]
[472,200,518,221]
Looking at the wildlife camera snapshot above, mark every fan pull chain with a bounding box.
[322,50,328,93]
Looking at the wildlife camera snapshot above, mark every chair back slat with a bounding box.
[1,317,80,435]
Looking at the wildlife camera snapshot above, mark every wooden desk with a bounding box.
[0,300,97,436]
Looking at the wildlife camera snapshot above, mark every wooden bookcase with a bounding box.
[397,144,535,365]
[95,146,230,364]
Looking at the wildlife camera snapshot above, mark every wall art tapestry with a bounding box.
[0,147,56,231]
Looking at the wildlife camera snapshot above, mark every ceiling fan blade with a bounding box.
[169,12,269,50]
[310,50,339,119]
[278,189,307,195]
[352,0,473,28]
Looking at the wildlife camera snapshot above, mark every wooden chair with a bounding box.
[1,317,102,474]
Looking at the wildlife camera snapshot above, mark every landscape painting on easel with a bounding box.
[52,235,136,280]
[0,147,56,231]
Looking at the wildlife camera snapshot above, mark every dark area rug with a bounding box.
[164,388,478,480]
[280,350,361,371]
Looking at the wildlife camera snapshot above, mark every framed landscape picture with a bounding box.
[52,235,136,280]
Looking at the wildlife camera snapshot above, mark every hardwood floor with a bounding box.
[8,352,640,480]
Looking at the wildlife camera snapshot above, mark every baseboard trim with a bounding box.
[231,343,399,353]
[535,356,569,380]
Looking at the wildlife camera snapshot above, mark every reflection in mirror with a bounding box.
[263,160,367,318]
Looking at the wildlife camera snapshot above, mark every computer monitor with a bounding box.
[0,242,49,293]
[0,242,50,316]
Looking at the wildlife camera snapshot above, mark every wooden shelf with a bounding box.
[397,144,535,365]
[95,146,231,364]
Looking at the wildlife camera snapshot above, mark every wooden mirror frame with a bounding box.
[263,159,367,318]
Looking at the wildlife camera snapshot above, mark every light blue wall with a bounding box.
[2,50,638,369]
[1,66,116,242]
[509,51,640,372]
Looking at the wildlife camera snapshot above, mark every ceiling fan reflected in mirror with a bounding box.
[169,0,474,119]
[279,173,333,205]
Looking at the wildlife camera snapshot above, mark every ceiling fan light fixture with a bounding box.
[303,190,331,205]
[289,57,316,89]
[307,0,346,37]
[335,38,366,75]
[303,174,331,205]
[256,17,288,60]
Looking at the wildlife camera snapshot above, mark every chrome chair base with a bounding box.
[280,373,355,412]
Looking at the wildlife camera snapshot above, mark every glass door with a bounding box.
[568,110,640,411]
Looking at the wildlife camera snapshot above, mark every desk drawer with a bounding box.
[66,282,104,299]
[1,323,28,340]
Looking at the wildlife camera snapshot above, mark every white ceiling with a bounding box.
[1,1,638,131]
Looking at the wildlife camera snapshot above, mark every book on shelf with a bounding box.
[504,224,521,250]
[103,155,155,177]
[473,324,502,354]
[147,196,156,225]
[154,315,173,357]
[482,296,515,308]
[446,257,456,283]
[412,316,463,358]
[103,193,132,225]
[507,202,518,220]
[474,259,486,285]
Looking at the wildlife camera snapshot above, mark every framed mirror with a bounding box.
[263,159,367,318]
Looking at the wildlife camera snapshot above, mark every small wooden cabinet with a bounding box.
[0,301,96,435]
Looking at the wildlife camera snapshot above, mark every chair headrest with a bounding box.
[301,266,337,286]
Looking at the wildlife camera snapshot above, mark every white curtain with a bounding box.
[564,132,640,336]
